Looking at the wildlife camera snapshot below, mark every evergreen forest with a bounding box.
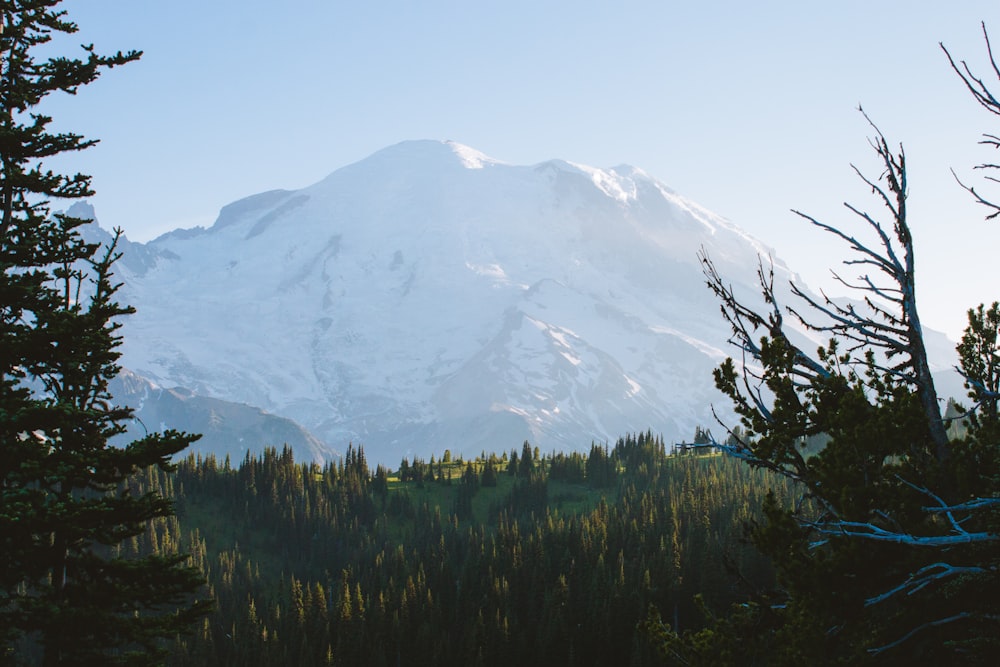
[130,436,798,666]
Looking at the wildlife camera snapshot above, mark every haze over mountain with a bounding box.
[82,140,961,465]
[108,369,333,463]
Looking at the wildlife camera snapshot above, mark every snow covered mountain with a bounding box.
[86,140,957,465]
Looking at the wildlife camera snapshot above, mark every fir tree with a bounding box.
[0,3,209,664]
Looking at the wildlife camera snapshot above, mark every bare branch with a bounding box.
[865,563,989,607]
[943,24,1000,220]
[941,23,1000,116]
[807,520,996,546]
[951,167,1000,220]
[868,613,973,656]
[792,208,900,277]
[700,249,831,385]
[894,475,975,535]
[922,497,1000,513]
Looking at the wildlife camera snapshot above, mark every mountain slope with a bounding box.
[94,140,954,464]
[109,370,335,463]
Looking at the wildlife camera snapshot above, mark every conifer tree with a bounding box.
[0,3,209,663]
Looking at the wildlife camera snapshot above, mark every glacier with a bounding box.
[79,140,959,465]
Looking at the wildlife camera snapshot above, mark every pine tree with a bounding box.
[0,3,210,664]
[519,440,534,476]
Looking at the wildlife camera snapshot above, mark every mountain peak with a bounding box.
[112,140,816,464]
[443,140,502,169]
[361,139,504,172]
[66,201,97,222]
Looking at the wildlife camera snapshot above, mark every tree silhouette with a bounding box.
[0,3,209,663]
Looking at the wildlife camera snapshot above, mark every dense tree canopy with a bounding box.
[150,437,793,666]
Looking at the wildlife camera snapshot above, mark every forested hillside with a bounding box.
[124,434,801,666]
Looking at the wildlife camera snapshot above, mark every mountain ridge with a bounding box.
[77,140,961,465]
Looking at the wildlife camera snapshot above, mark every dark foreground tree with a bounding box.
[1,3,210,664]
[649,27,1000,666]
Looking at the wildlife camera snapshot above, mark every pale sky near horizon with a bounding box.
[40,1,1000,341]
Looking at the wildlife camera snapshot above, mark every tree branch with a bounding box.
[807,520,996,546]
[865,563,989,606]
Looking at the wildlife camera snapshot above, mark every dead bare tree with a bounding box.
[688,30,1000,662]
[943,22,1000,219]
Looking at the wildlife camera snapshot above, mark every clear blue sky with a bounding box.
[45,1,1000,340]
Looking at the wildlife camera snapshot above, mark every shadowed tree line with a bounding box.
[123,436,798,666]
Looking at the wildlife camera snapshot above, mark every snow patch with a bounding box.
[466,262,509,280]
[446,141,501,169]
[568,162,637,203]
[560,351,583,367]
[650,325,729,360]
